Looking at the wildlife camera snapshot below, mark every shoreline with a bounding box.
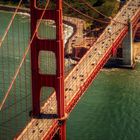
[1,4,139,66]
[0,4,29,13]
[0,4,87,57]
[0,6,75,46]
[0,4,81,68]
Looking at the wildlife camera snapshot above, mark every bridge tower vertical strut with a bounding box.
[30,0,66,139]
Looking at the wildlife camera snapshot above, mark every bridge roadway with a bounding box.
[16,0,140,139]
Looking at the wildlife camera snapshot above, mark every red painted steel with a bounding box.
[30,0,66,139]
[13,1,140,139]
[42,121,59,140]
[66,26,128,113]
[43,10,140,139]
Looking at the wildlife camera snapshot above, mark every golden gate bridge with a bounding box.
[0,0,140,139]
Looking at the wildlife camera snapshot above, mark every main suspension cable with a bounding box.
[63,1,110,24]
[79,0,109,19]
[0,0,23,48]
[79,0,127,26]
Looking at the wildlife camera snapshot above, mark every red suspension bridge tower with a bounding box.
[30,0,66,139]
[0,0,140,139]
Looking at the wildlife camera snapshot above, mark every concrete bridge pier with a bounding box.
[121,21,135,68]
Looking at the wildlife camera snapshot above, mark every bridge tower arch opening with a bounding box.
[30,0,66,139]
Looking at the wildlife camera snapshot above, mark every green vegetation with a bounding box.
[0,0,120,28]
[63,0,120,29]
[64,0,119,19]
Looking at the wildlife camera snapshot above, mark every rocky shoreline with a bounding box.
[0,4,85,55]
[1,4,139,65]
[0,4,84,69]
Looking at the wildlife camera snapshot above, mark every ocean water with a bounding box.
[0,11,140,140]
[67,63,140,140]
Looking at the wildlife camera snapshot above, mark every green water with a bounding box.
[67,64,140,140]
[0,11,55,140]
[1,11,140,140]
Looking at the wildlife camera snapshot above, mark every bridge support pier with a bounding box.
[121,21,135,68]
[106,21,136,68]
